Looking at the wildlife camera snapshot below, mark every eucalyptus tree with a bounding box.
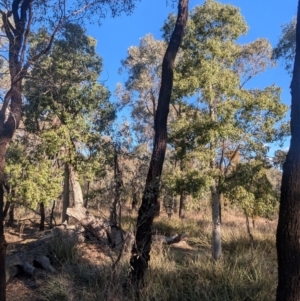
[117,34,167,143]
[162,0,287,260]
[273,16,296,74]
[23,23,115,222]
[0,1,139,299]
[276,0,300,299]
[126,0,189,293]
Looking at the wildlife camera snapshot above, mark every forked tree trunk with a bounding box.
[276,1,300,299]
[127,0,188,293]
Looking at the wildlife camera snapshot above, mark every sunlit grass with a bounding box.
[40,209,277,301]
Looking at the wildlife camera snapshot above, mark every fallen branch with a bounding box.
[154,233,188,245]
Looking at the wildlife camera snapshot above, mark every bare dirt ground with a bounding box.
[6,226,49,301]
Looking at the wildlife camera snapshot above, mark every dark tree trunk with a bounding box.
[3,201,10,219]
[0,184,7,301]
[127,0,189,293]
[8,203,14,226]
[39,202,45,231]
[84,181,90,208]
[62,162,70,223]
[276,1,300,300]
[179,155,187,219]
[49,201,55,229]
[0,2,59,299]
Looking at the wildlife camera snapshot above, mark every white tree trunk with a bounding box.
[69,164,84,208]
[211,183,221,260]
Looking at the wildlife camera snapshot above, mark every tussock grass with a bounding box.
[44,230,81,266]
[39,211,277,301]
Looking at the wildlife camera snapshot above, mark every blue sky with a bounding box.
[87,0,297,151]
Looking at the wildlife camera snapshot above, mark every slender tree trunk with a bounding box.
[179,154,187,219]
[84,181,90,208]
[179,192,187,219]
[276,2,300,299]
[0,184,6,301]
[49,200,55,228]
[69,164,84,208]
[244,210,254,251]
[62,162,70,223]
[3,201,10,219]
[110,149,123,225]
[127,0,188,293]
[8,203,14,226]
[211,183,221,260]
[39,202,45,231]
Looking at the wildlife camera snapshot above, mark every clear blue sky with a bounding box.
[87,0,297,151]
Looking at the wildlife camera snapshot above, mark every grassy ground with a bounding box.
[6,207,278,301]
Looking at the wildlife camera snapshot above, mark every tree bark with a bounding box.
[69,164,84,208]
[3,201,10,220]
[179,192,187,219]
[62,162,70,223]
[0,184,7,301]
[39,202,45,231]
[179,155,187,219]
[276,1,300,299]
[49,200,56,229]
[127,0,189,293]
[84,181,90,208]
[0,2,60,299]
[211,184,221,260]
[7,203,14,226]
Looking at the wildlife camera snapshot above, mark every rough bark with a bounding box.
[0,3,60,297]
[3,201,10,219]
[0,184,6,301]
[127,0,189,293]
[39,202,45,231]
[49,200,56,228]
[62,162,70,223]
[276,1,300,299]
[69,164,84,208]
[7,203,14,226]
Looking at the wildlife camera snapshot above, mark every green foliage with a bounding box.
[222,162,280,218]
[273,16,296,74]
[24,23,116,192]
[116,33,166,142]
[164,0,287,216]
[5,140,63,209]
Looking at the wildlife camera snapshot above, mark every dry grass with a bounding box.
[33,207,278,301]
